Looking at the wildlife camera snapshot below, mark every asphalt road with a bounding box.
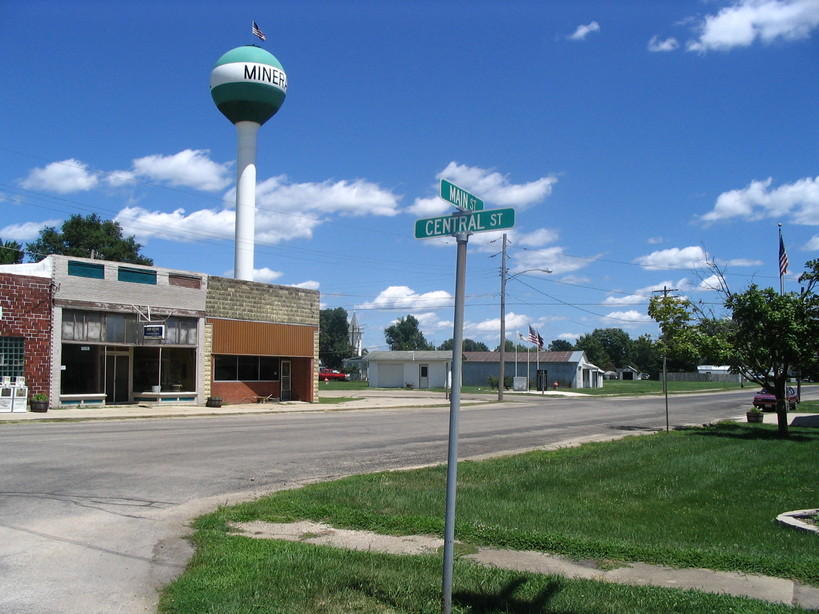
[0,389,809,613]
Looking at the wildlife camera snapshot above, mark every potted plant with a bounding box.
[206,396,222,408]
[30,393,49,413]
[746,407,764,423]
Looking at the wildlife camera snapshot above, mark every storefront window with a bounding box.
[214,355,280,381]
[61,344,103,394]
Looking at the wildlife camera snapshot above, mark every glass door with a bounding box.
[105,350,130,404]
[280,360,291,401]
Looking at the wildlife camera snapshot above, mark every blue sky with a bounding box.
[2,1,818,352]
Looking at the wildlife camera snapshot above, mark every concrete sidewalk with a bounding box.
[0,388,482,422]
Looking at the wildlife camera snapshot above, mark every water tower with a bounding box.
[210,45,287,280]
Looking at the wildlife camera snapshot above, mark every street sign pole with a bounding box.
[442,230,468,614]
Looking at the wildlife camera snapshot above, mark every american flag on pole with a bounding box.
[779,231,789,277]
[527,325,544,350]
[252,21,266,41]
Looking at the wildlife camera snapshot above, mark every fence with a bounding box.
[666,372,743,383]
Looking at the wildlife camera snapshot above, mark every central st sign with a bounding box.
[440,179,484,212]
[415,208,515,239]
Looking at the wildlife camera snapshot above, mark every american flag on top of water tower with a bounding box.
[252,21,266,41]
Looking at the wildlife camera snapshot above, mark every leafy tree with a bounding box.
[0,239,24,264]
[26,213,152,265]
[575,328,635,370]
[438,338,489,352]
[384,315,434,351]
[575,333,610,369]
[548,339,574,352]
[632,334,662,379]
[649,259,819,437]
[319,307,354,370]
[495,339,530,352]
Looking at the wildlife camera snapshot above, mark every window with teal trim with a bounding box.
[67,261,104,279]
[117,266,156,285]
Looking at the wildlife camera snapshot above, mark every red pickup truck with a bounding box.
[319,368,349,382]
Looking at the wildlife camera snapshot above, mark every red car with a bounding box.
[319,368,349,381]
[752,387,798,411]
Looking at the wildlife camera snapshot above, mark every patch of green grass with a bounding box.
[317,380,369,391]
[796,399,818,413]
[160,537,807,614]
[578,380,746,396]
[215,423,819,585]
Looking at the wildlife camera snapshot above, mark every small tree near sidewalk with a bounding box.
[649,259,819,437]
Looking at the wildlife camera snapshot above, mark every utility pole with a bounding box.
[498,234,508,401]
[652,286,678,432]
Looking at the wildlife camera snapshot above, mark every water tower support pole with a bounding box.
[235,120,260,281]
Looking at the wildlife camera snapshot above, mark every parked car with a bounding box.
[319,368,349,381]
[752,386,798,411]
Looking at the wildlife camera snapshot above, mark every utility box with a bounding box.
[512,376,528,391]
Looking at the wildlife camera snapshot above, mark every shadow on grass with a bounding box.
[687,423,818,443]
[453,577,563,613]
[347,576,563,613]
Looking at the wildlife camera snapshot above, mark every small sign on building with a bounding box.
[143,324,166,339]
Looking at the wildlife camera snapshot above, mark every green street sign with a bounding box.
[440,178,484,211]
[415,208,515,239]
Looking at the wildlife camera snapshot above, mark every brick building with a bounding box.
[0,264,53,398]
[0,256,319,409]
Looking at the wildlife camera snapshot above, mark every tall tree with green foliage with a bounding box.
[548,339,574,352]
[649,259,819,437]
[319,307,354,370]
[438,338,488,352]
[494,339,529,352]
[0,239,24,264]
[384,315,434,351]
[632,334,662,379]
[26,213,152,265]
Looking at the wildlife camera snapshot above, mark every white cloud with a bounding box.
[357,286,453,311]
[252,175,401,218]
[130,149,232,192]
[602,280,691,306]
[252,267,283,283]
[511,246,589,276]
[806,235,819,250]
[472,311,531,334]
[292,280,320,290]
[697,274,725,292]
[569,21,601,41]
[648,35,679,52]
[604,310,653,325]
[408,162,557,216]
[516,228,560,247]
[700,176,819,224]
[634,246,710,270]
[118,173,400,244]
[20,159,99,193]
[687,0,819,52]
[115,206,236,242]
[0,219,61,241]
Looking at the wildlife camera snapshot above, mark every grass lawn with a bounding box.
[160,423,818,613]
